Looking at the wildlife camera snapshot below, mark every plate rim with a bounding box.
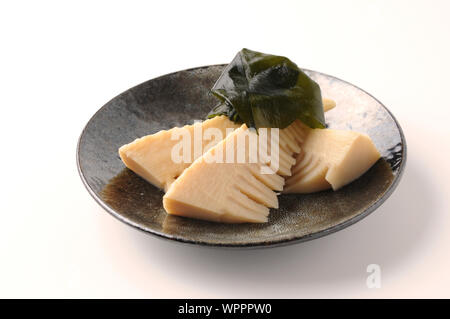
[76,64,407,249]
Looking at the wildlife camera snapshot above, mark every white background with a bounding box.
[1,0,449,298]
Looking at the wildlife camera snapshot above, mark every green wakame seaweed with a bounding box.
[208,48,325,129]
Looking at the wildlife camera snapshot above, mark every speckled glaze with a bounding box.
[77,65,406,248]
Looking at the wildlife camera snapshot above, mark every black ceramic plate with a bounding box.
[77,65,406,248]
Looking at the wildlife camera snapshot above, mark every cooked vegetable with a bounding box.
[163,125,286,223]
[119,116,240,191]
[209,48,325,130]
[283,129,381,193]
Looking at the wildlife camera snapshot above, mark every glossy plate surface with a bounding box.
[77,65,406,248]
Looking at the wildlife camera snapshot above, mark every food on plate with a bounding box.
[119,115,240,191]
[284,129,381,193]
[208,48,326,129]
[322,98,336,112]
[118,48,381,223]
[163,125,284,223]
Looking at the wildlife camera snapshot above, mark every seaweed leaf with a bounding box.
[208,48,325,129]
